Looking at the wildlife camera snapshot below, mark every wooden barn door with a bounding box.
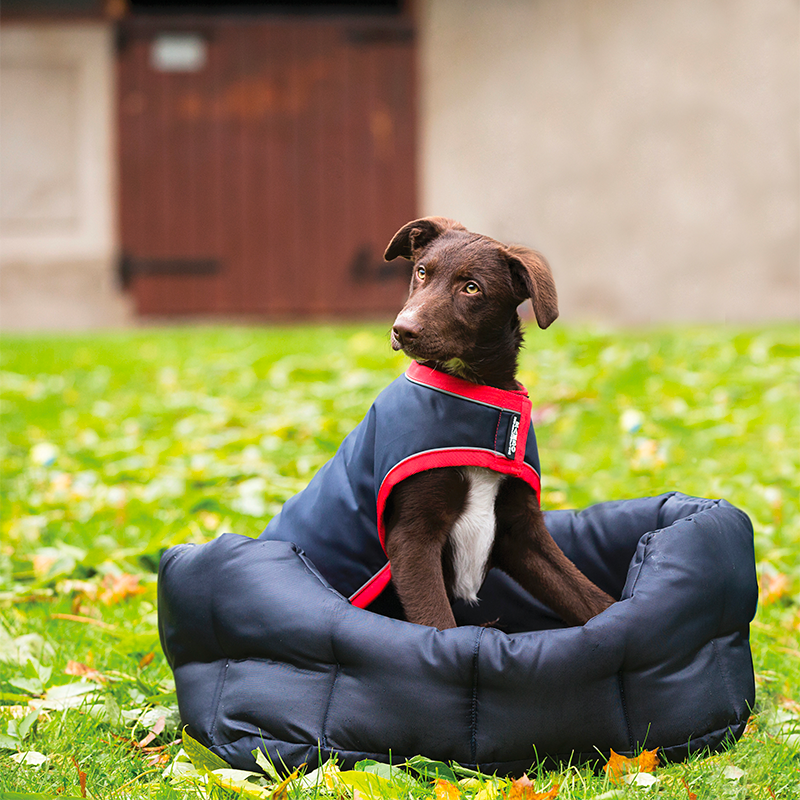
[117,14,416,317]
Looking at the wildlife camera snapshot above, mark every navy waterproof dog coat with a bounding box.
[260,361,542,607]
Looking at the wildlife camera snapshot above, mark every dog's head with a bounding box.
[384,217,558,384]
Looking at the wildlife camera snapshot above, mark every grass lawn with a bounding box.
[1,323,798,798]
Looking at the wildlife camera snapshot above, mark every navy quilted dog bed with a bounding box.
[158,492,757,775]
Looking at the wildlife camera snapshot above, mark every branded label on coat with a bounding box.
[504,413,521,459]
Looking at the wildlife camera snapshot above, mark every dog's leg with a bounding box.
[384,468,469,630]
[492,478,615,626]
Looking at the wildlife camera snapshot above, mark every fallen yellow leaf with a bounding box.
[603,748,659,784]
[272,768,300,800]
[475,780,502,800]
[435,779,461,800]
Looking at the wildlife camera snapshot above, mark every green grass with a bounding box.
[1,323,798,798]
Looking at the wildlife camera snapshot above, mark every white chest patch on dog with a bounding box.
[449,466,504,603]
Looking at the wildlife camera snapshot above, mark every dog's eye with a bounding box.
[416,266,426,280]
[464,282,480,295]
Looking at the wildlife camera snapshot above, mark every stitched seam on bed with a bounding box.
[320,663,341,751]
[706,507,732,640]
[626,532,653,598]
[209,658,230,747]
[616,671,634,751]
[470,627,484,765]
[711,638,738,723]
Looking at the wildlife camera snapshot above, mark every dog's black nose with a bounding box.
[392,318,421,349]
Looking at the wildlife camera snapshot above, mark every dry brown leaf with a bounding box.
[100,573,146,605]
[435,779,462,800]
[505,775,559,800]
[637,748,660,772]
[65,660,105,682]
[51,613,116,631]
[137,715,166,748]
[146,750,172,767]
[681,777,697,800]
[760,572,790,606]
[778,695,800,715]
[107,730,181,763]
[71,756,87,798]
[139,651,155,670]
[603,748,659,784]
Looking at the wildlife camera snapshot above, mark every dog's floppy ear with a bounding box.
[505,245,559,329]
[384,216,465,262]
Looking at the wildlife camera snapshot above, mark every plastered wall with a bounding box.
[419,0,799,323]
[0,22,132,330]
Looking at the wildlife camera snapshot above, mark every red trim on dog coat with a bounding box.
[261,362,542,610]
